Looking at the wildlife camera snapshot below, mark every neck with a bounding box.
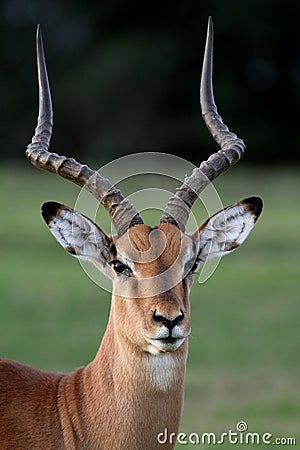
[59,299,188,450]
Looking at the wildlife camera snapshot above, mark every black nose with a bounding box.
[153,310,184,330]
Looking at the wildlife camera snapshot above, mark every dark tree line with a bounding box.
[1,0,300,165]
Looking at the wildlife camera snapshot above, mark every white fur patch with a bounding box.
[143,353,181,391]
[154,325,185,340]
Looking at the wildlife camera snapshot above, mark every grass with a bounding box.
[0,163,299,448]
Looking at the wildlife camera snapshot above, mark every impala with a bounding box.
[0,18,262,450]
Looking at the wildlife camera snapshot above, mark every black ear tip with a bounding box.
[242,196,263,220]
[41,202,62,224]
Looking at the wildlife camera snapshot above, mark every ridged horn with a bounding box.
[160,17,245,231]
[26,25,143,236]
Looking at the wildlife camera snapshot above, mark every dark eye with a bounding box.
[111,260,131,275]
[190,260,200,273]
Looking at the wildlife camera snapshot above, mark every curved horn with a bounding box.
[160,17,245,231]
[26,25,143,236]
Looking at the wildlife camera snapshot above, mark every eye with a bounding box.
[190,259,200,273]
[110,260,132,275]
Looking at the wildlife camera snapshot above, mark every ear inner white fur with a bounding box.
[195,200,261,264]
[42,202,110,265]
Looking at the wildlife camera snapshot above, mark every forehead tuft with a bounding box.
[116,222,194,272]
[127,224,153,252]
[126,223,183,251]
[156,222,181,237]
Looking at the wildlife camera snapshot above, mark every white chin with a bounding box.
[147,338,185,353]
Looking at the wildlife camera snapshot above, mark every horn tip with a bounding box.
[207,16,213,39]
[36,24,43,51]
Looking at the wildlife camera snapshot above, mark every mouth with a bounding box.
[146,336,186,353]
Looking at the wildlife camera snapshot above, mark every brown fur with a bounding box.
[0,197,262,448]
[0,224,193,450]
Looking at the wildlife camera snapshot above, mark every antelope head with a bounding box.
[26,18,262,359]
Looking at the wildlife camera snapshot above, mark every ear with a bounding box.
[41,202,112,273]
[192,196,263,264]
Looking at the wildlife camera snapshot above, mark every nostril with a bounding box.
[172,310,184,327]
[152,310,184,330]
[153,311,172,329]
[153,310,164,323]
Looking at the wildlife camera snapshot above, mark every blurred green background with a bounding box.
[1,167,299,448]
[1,0,300,448]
